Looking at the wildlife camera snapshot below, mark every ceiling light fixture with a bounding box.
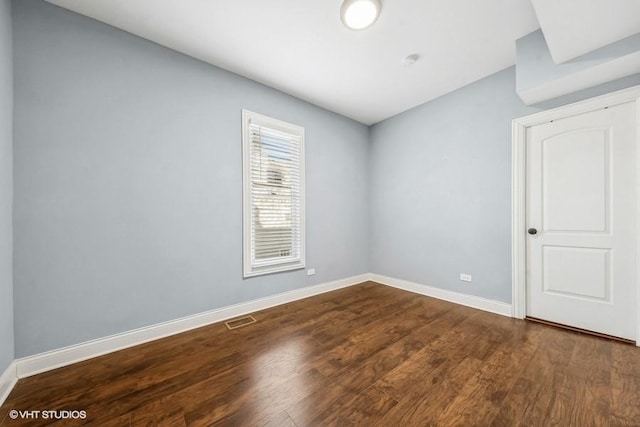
[341,0,381,31]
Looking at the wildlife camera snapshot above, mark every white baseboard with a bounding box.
[369,273,512,317]
[15,274,369,379]
[11,272,511,383]
[0,360,18,407]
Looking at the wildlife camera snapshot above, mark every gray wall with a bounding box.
[12,0,369,357]
[10,0,640,359]
[369,67,640,303]
[0,0,14,376]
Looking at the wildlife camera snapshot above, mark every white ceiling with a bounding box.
[45,0,541,124]
[43,1,640,124]
[531,0,640,64]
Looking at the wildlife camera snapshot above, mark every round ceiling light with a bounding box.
[341,0,381,30]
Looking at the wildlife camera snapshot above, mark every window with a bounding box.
[242,110,305,277]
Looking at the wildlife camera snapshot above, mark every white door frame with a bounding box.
[511,84,640,344]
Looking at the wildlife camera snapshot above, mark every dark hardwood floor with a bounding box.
[1,281,640,426]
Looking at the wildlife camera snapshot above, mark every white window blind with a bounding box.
[242,110,305,277]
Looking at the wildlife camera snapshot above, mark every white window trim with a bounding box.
[242,109,306,278]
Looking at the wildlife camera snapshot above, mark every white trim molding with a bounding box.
[15,274,369,378]
[512,84,640,344]
[0,361,18,407]
[6,272,520,385]
[511,116,528,320]
[242,109,306,278]
[369,273,512,317]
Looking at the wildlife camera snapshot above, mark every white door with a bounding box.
[526,101,636,340]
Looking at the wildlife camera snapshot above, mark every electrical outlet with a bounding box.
[460,273,472,282]
[307,268,316,276]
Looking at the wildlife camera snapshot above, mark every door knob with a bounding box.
[528,228,538,235]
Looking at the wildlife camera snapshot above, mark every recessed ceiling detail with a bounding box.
[531,0,640,64]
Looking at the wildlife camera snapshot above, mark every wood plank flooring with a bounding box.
[1,281,640,426]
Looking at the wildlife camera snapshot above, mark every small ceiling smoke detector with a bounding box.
[341,0,381,31]
[403,54,420,66]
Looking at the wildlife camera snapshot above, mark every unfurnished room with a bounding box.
[1,0,640,425]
